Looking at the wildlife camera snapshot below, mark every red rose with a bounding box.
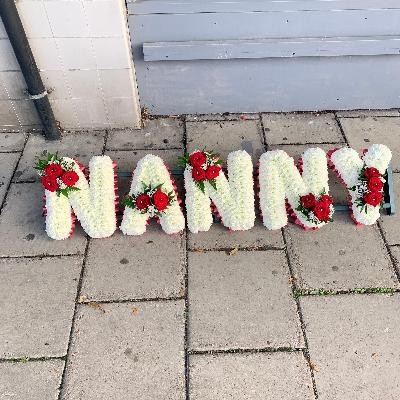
[320,194,333,205]
[44,163,63,178]
[41,175,58,192]
[313,201,331,222]
[192,167,206,181]
[300,193,316,209]
[135,193,151,210]
[364,167,380,179]
[205,165,221,180]
[367,176,384,192]
[189,151,207,168]
[152,189,169,211]
[61,170,79,187]
[363,191,383,207]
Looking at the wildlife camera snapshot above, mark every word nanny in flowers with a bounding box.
[36,144,392,240]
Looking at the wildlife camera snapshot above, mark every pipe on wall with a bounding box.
[0,0,61,140]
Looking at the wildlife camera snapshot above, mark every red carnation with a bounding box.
[61,170,79,187]
[152,189,169,211]
[300,193,316,209]
[44,163,63,178]
[313,201,331,222]
[41,175,58,192]
[367,176,384,192]
[364,167,380,179]
[320,194,333,205]
[189,151,207,168]
[205,165,221,180]
[192,167,206,181]
[363,191,383,207]
[135,193,151,210]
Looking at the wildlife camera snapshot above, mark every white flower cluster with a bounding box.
[45,156,117,239]
[259,148,331,230]
[184,150,255,232]
[120,154,185,235]
[330,144,392,225]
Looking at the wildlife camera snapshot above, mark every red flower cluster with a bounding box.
[189,151,221,182]
[300,193,333,222]
[362,167,383,207]
[41,163,79,192]
[135,189,169,212]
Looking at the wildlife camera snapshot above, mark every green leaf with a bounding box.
[195,180,205,194]
[208,179,217,191]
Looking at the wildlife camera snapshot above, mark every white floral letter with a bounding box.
[329,144,391,225]
[185,150,255,233]
[120,154,185,235]
[45,156,117,239]
[259,148,332,230]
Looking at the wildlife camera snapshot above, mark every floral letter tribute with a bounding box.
[259,148,333,230]
[120,154,185,235]
[328,144,392,225]
[182,150,255,233]
[37,153,117,240]
[36,144,392,239]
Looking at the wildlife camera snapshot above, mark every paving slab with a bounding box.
[0,255,82,358]
[106,118,184,150]
[0,152,19,205]
[336,109,400,118]
[186,113,259,122]
[389,246,400,277]
[0,131,26,152]
[62,301,185,400]
[285,211,398,291]
[14,130,106,182]
[81,227,186,301]
[339,116,400,172]
[379,173,400,245]
[189,352,314,400]
[188,217,284,251]
[269,143,348,204]
[186,119,264,163]
[262,113,344,145]
[300,294,400,400]
[0,183,86,257]
[188,251,303,351]
[0,360,64,400]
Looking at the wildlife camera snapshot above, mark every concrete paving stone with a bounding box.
[0,183,86,257]
[336,109,400,118]
[340,116,400,172]
[81,227,186,301]
[0,152,19,205]
[188,251,303,351]
[188,217,284,251]
[380,173,400,245]
[0,360,64,400]
[285,211,398,291]
[189,352,314,400]
[262,113,344,145]
[389,246,400,276]
[14,130,106,182]
[106,117,184,150]
[269,143,348,204]
[186,119,264,163]
[62,301,185,400]
[186,113,259,122]
[300,294,400,400]
[0,255,82,358]
[0,131,26,152]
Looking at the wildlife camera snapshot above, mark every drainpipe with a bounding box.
[0,0,61,140]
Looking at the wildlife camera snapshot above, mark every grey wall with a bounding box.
[128,0,400,115]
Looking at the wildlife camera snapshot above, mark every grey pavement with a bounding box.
[0,112,399,399]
